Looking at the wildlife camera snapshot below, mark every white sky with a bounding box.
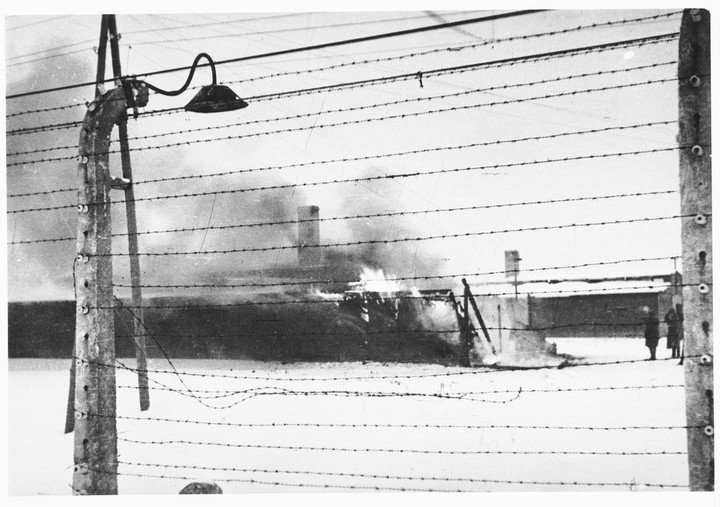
[1,4,718,507]
[4,7,691,300]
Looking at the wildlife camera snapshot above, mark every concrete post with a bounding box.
[678,8,713,492]
[65,14,110,435]
[73,84,148,495]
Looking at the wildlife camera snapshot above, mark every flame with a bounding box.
[312,288,343,301]
[348,266,402,295]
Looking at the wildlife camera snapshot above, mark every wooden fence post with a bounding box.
[678,8,713,492]
[107,14,150,411]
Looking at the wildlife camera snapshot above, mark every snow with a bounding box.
[8,338,688,495]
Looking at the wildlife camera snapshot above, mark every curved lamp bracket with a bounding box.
[128,53,247,113]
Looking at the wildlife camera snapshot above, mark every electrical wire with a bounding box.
[6,11,680,120]
[6,10,546,100]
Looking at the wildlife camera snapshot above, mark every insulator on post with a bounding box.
[695,213,708,225]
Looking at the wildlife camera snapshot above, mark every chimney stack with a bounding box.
[297,206,322,266]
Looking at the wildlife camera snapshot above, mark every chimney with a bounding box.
[297,205,322,266]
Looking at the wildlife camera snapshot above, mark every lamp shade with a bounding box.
[184,84,248,113]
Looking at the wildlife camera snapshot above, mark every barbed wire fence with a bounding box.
[6,9,713,494]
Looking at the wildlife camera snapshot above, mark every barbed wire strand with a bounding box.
[113,384,524,408]
[107,330,690,409]
[79,354,699,384]
[6,12,681,120]
[6,61,676,154]
[128,141,684,190]
[6,32,678,136]
[111,297,228,410]
[9,189,676,245]
[86,214,697,259]
[117,435,686,456]
[112,250,678,290]
[82,467,483,492]
[98,282,704,312]
[5,12,480,68]
[117,32,682,121]
[7,77,677,167]
[5,13,323,66]
[8,145,684,215]
[7,122,677,202]
[209,12,683,88]
[114,383,682,401]
[111,323,668,344]
[92,412,699,431]
[7,10,546,100]
[115,460,689,489]
[111,322,672,346]
[79,350,694,409]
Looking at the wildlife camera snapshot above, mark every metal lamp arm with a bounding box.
[132,52,217,96]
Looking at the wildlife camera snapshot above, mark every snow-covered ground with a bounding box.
[8,338,688,495]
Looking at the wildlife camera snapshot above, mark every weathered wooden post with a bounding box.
[73,83,148,495]
[107,14,150,411]
[462,278,496,355]
[678,8,714,492]
[449,291,471,367]
[461,286,473,366]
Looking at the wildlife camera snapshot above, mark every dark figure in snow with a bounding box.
[675,303,684,359]
[665,307,681,358]
[644,309,660,360]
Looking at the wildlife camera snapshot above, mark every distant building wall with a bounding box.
[8,290,681,359]
[297,205,322,266]
[7,298,459,364]
[473,296,553,357]
[529,292,664,337]
[8,301,75,358]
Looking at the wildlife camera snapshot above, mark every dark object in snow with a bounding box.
[644,310,660,360]
[179,482,223,494]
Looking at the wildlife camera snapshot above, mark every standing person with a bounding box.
[664,307,680,358]
[675,303,684,361]
[644,309,660,360]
